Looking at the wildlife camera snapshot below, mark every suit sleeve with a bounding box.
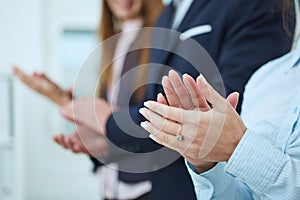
[105,103,162,154]
[219,0,294,113]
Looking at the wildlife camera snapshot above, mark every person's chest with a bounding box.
[242,59,300,152]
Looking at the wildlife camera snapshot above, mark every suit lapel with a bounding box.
[116,47,140,107]
[156,3,175,29]
[150,3,175,63]
[148,4,176,84]
[178,0,206,32]
[152,0,206,65]
[149,1,204,85]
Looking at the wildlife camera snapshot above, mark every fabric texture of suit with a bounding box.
[104,0,295,199]
[91,45,152,183]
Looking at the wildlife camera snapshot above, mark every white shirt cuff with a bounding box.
[185,161,235,199]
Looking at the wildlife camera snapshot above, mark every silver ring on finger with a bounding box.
[175,124,184,141]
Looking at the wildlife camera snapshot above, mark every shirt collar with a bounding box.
[121,18,143,32]
[172,0,193,8]
[172,0,183,7]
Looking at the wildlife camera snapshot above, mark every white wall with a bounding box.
[0,0,173,199]
[0,0,100,200]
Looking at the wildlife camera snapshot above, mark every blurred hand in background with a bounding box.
[12,66,72,106]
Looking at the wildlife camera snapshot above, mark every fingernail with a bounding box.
[140,121,148,129]
[139,108,146,115]
[162,75,170,81]
[169,70,176,76]
[183,73,188,78]
[149,134,157,140]
[198,74,207,85]
[143,101,150,108]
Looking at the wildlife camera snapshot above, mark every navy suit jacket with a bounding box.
[104,0,294,199]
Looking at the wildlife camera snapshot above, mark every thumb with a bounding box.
[226,92,239,109]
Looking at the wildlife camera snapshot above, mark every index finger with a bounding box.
[143,101,188,123]
[168,70,194,110]
[162,76,181,108]
[182,74,210,111]
[13,67,32,84]
[196,75,226,111]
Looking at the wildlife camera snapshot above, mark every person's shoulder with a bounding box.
[224,0,281,15]
[228,0,280,7]
[246,52,294,89]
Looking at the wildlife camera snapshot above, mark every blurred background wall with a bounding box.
[0,0,171,199]
[0,0,100,199]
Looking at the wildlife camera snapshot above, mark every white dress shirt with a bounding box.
[108,19,142,105]
[171,0,194,30]
[97,18,152,200]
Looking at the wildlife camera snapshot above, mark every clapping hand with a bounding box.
[140,71,245,173]
[53,124,108,157]
[13,66,72,106]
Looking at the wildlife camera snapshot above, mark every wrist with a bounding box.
[226,124,247,161]
[55,91,72,106]
[60,93,72,105]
